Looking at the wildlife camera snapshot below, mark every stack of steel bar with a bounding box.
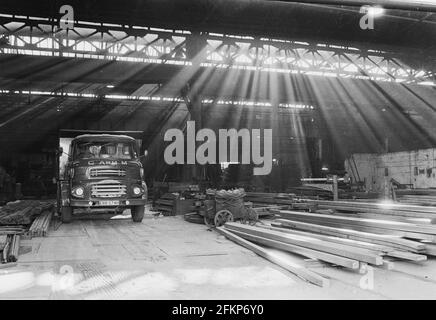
[217,202,436,287]
[301,199,436,219]
[28,210,53,237]
[0,200,54,225]
[0,226,26,234]
[244,192,295,206]
[286,186,333,199]
[7,234,20,262]
[272,209,436,254]
[397,195,436,206]
[0,234,20,265]
[216,225,330,287]
[396,189,436,196]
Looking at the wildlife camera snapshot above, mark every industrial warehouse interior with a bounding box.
[1,0,436,304]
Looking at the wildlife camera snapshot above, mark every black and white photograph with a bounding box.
[0,0,436,304]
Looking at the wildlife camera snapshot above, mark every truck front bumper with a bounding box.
[69,198,147,207]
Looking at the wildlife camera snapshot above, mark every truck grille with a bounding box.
[90,168,126,177]
[91,183,127,198]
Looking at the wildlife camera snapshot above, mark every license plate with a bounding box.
[99,200,119,206]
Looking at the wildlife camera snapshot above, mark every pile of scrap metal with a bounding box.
[184,189,281,227]
[151,182,202,216]
[152,182,200,200]
[185,188,251,226]
[152,192,198,216]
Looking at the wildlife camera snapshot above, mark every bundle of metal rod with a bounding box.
[244,192,295,206]
[397,195,436,206]
[28,210,53,237]
[218,220,429,284]
[275,210,436,241]
[287,186,333,199]
[396,189,436,196]
[0,235,6,249]
[274,207,436,256]
[0,201,54,225]
[0,226,26,235]
[303,199,436,219]
[1,235,10,263]
[224,222,384,266]
[7,234,20,262]
[216,226,330,287]
[272,219,426,253]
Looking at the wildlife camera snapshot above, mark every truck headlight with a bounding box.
[72,186,84,197]
[133,186,142,195]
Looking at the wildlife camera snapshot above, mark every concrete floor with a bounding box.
[1,211,436,299]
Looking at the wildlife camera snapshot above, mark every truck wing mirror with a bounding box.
[58,147,64,156]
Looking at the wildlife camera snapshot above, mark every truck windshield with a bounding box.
[74,141,136,160]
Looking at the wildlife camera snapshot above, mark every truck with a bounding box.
[57,130,148,223]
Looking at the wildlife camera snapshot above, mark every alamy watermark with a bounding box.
[359,6,384,30]
[164,121,273,176]
[359,264,374,290]
[59,5,74,30]
[57,3,382,34]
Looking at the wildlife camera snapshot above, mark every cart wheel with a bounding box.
[203,215,215,228]
[214,209,234,227]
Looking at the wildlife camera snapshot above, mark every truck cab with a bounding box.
[58,134,147,223]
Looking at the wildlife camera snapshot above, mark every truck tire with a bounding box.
[131,205,145,222]
[61,206,73,223]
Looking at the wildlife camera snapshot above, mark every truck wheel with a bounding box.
[61,206,73,223]
[131,205,145,222]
